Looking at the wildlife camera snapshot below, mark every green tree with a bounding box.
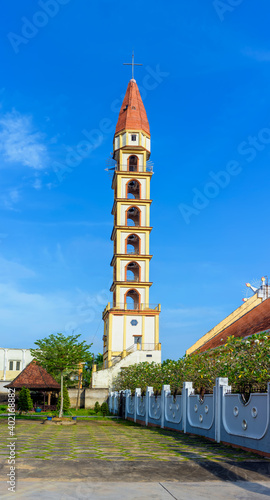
[18,386,33,413]
[31,333,92,417]
[56,386,70,413]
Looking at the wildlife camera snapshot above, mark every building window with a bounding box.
[131,134,137,141]
[9,361,13,370]
[16,361,20,371]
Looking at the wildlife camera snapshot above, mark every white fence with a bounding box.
[109,378,270,457]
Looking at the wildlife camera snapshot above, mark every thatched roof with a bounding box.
[5,360,60,390]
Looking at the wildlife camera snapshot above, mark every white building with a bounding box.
[0,348,33,394]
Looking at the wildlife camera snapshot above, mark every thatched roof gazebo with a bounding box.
[5,360,60,410]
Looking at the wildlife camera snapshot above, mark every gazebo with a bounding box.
[5,360,60,410]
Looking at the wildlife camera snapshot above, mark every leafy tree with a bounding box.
[18,386,33,413]
[56,386,70,413]
[31,333,92,417]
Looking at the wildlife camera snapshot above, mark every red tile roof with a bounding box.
[197,298,270,353]
[115,79,150,136]
[5,360,60,390]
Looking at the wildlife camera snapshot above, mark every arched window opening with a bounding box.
[127,180,140,199]
[128,155,138,172]
[126,207,140,226]
[126,262,140,282]
[126,234,140,255]
[125,289,140,310]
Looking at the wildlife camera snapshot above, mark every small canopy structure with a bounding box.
[5,360,60,410]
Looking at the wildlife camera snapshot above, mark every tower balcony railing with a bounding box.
[112,303,160,311]
[126,276,140,282]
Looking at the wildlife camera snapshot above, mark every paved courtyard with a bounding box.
[0,419,270,498]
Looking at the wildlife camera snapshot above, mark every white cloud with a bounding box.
[0,256,36,282]
[0,188,21,211]
[0,109,48,170]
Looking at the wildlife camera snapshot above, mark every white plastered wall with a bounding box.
[120,232,146,254]
[121,177,147,199]
[119,287,146,304]
[111,315,124,352]
[114,136,120,150]
[119,259,146,281]
[120,204,146,226]
[127,133,139,147]
[145,317,155,344]
[122,153,144,172]
[125,316,143,346]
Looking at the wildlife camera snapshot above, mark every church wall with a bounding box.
[125,316,143,346]
[120,177,147,199]
[111,315,124,351]
[119,287,146,304]
[119,259,146,281]
[144,317,155,344]
[127,133,139,146]
[122,153,144,172]
[119,231,146,254]
[119,204,146,226]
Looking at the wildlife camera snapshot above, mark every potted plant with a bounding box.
[47,412,53,421]
[35,407,41,413]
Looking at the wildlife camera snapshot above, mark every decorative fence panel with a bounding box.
[109,378,270,457]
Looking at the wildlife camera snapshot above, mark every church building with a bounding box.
[92,73,161,389]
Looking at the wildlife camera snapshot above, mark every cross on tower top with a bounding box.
[123,51,142,81]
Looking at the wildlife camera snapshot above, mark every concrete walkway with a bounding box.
[1,480,270,499]
[1,419,270,498]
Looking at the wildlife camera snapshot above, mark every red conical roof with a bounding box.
[115,79,150,136]
[5,360,60,390]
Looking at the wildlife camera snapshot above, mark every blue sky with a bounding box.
[1,0,270,360]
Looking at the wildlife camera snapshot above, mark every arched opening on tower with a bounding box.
[125,289,140,309]
[128,155,138,172]
[126,180,140,199]
[126,234,140,254]
[126,207,140,226]
[126,262,140,282]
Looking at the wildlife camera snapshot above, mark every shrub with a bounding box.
[112,332,270,394]
[100,402,109,416]
[94,401,101,414]
[18,387,33,413]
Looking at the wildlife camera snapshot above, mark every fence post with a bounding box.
[182,382,193,433]
[125,389,131,420]
[114,391,119,415]
[134,388,141,423]
[109,392,113,413]
[161,385,170,429]
[145,386,153,427]
[215,377,230,443]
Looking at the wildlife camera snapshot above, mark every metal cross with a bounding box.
[123,51,142,80]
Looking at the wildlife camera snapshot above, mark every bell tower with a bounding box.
[102,77,161,370]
